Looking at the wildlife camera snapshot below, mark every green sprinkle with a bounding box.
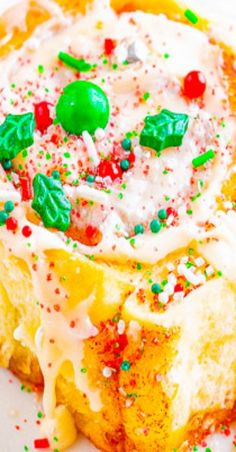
[22,149,28,158]
[120,159,130,171]
[184,9,198,24]
[187,209,193,215]
[192,150,215,168]
[58,51,94,72]
[80,368,87,373]
[151,283,162,294]
[112,63,118,70]
[0,210,9,224]
[150,219,161,233]
[86,174,95,183]
[136,263,142,270]
[120,360,131,371]
[45,152,51,160]
[118,193,124,199]
[53,436,59,442]
[121,183,126,189]
[63,136,69,143]
[143,91,150,101]
[37,411,43,418]
[63,151,71,158]
[191,193,201,202]
[134,224,144,235]
[24,446,29,452]
[121,138,132,151]
[217,270,223,277]
[4,201,14,213]
[2,159,12,170]
[38,64,45,74]
[158,208,167,220]
[11,83,16,89]
[205,448,212,451]
[164,53,170,59]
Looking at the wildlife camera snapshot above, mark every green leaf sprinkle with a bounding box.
[140,109,189,152]
[58,51,95,72]
[0,113,35,160]
[184,9,198,24]
[192,150,215,168]
[32,173,72,231]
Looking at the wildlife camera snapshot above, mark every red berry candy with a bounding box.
[104,38,116,56]
[6,217,18,231]
[97,160,122,181]
[22,225,32,238]
[183,70,206,99]
[34,101,53,134]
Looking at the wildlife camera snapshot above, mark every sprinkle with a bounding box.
[82,131,100,166]
[95,128,105,141]
[34,438,50,449]
[121,138,132,151]
[134,224,144,235]
[102,366,112,378]
[158,208,167,220]
[151,283,162,294]
[37,64,44,74]
[22,225,32,238]
[86,175,95,183]
[163,283,174,295]
[143,92,150,101]
[192,150,215,168]
[120,159,130,171]
[184,9,198,24]
[150,219,161,233]
[6,216,18,231]
[159,292,169,304]
[58,51,94,72]
[120,360,131,371]
[118,319,125,335]
[205,265,214,276]
[37,411,43,419]
[194,256,205,267]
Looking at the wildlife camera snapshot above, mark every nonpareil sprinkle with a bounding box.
[120,360,131,371]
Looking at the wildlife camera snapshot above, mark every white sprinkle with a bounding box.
[166,214,174,226]
[224,201,233,210]
[205,265,214,276]
[158,292,169,304]
[196,271,206,284]
[64,184,110,205]
[128,320,141,341]
[35,326,44,350]
[95,128,105,141]
[155,373,163,382]
[117,319,125,335]
[134,145,142,158]
[168,272,177,285]
[125,399,133,408]
[178,264,201,286]
[194,257,205,267]
[102,367,112,378]
[167,263,174,271]
[173,292,184,302]
[82,130,100,166]
[163,283,174,296]
[180,256,188,264]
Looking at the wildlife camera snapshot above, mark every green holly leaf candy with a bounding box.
[0,113,35,160]
[32,173,72,231]
[139,109,189,152]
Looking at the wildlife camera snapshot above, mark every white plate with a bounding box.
[0,0,236,451]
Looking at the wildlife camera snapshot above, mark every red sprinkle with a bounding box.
[183,70,206,99]
[34,101,53,134]
[174,283,184,292]
[34,438,50,449]
[166,207,177,217]
[104,38,116,55]
[22,225,32,238]
[97,160,122,181]
[19,176,32,201]
[6,217,18,231]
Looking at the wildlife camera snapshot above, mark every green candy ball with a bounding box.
[56,80,110,135]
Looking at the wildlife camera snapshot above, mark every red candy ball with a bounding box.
[183,70,206,99]
[34,101,53,134]
[6,217,18,231]
[97,160,122,181]
[22,225,32,238]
